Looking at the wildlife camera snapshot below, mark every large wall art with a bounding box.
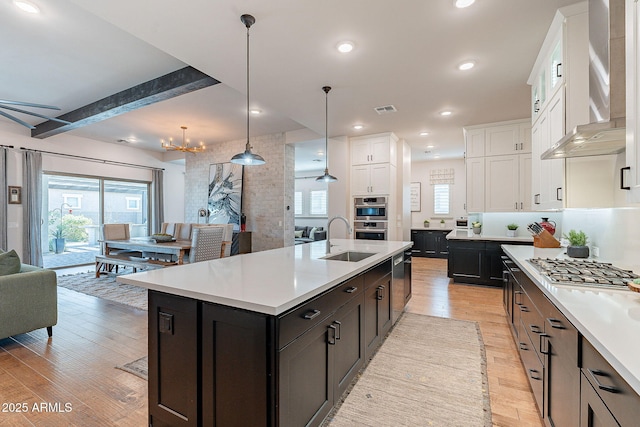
[208,162,243,230]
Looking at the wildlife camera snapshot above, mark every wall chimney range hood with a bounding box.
[542,0,626,159]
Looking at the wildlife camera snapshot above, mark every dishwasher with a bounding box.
[392,252,411,324]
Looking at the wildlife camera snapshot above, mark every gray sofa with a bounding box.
[294,226,326,244]
[0,250,58,340]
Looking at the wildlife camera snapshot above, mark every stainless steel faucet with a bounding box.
[326,215,353,254]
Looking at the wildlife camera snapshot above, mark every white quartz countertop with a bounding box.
[117,239,412,316]
[446,229,533,243]
[502,245,640,395]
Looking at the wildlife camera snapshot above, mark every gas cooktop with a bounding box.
[527,258,639,289]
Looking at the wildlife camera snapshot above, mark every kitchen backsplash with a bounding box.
[478,212,563,237]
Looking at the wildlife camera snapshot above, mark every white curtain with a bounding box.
[21,151,43,266]
[0,148,7,251]
[152,169,164,234]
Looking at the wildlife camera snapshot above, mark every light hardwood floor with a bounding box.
[0,258,543,426]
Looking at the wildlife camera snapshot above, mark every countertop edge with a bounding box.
[501,244,640,396]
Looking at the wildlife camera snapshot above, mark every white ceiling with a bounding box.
[1,0,580,167]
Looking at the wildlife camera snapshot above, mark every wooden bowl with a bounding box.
[628,281,640,293]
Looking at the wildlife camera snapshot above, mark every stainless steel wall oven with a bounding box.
[354,221,387,240]
[354,197,387,220]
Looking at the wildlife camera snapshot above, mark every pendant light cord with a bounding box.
[246,24,251,148]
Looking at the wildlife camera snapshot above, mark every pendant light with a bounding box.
[231,14,266,166]
[316,86,338,182]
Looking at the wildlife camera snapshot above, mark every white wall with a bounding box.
[0,122,185,257]
[410,158,466,229]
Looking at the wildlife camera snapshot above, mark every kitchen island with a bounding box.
[117,238,412,427]
[502,245,640,426]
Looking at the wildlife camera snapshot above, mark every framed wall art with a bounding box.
[410,182,421,212]
[8,186,21,204]
[207,163,243,230]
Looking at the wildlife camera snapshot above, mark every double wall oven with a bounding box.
[354,197,387,240]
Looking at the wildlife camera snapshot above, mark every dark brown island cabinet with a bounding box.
[503,256,640,427]
[147,258,401,427]
[410,229,449,258]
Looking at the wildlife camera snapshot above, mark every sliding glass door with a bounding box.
[42,173,150,269]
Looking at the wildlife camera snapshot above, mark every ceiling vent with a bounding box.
[374,105,397,115]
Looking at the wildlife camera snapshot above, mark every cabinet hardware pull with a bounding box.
[345,286,358,293]
[514,290,523,306]
[621,166,631,190]
[556,63,562,78]
[328,325,337,345]
[534,194,540,204]
[519,342,528,351]
[529,324,542,334]
[539,333,550,354]
[333,320,342,340]
[587,369,620,393]
[520,305,530,312]
[520,202,523,210]
[515,202,518,210]
[548,318,565,329]
[515,143,518,151]
[534,100,540,113]
[303,309,321,320]
[556,187,563,201]
[529,369,542,380]
[520,143,524,150]
[376,285,385,300]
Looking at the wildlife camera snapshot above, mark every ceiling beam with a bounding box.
[31,66,220,139]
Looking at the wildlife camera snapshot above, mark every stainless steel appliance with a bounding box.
[354,221,387,240]
[392,252,405,324]
[528,258,639,289]
[354,197,387,220]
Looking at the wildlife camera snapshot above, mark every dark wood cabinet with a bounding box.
[449,239,531,286]
[149,257,397,427]
[410,229,449,258]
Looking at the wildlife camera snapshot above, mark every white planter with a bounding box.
[506,230,517,237]
[440,223,445,228]
[472,227,481,235]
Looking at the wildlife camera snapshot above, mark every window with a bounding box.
[126,197,141,211]
[433,184,450,215]
[294,191,303,215]
[63,194,82,209]
[309,190,327,215]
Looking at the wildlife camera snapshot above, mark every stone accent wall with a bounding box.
[184,133,294,252]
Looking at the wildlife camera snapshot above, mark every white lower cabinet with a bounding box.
[351,163,390,195]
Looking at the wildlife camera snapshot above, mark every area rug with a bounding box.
[57,271,148,311]
[323,313,492,427]
[116,356,148,380]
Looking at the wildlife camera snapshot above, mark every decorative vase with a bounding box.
[424,223,429,228]
[54,238,65,254]
[567,245,589,258]
[506,230,516,237]
[472,227,481,235]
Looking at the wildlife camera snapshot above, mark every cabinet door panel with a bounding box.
[363,284,380,360]
[485,155,519,212]
[520,154,532,211]
[370,163,390,194]
[351,139,372,165]
[333,295,365,397]
[351,165,371,195]
[580,374,619,427]
[370,137,391,164]
[465,128,485,158]
[485,124,521,156]
[448,243,483,281]
[377,276,393,337]
[423,231,437,255]
[465,157,485,212]
[279,320,334,427]
[410,230,425,257]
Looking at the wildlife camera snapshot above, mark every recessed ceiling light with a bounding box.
[337,41,354,53]
[458,61,475,71]
[434,155,441,159]
[427,145,435,149]
[440,110,452,116]
[353,124,364,130]
[250,109,261,115]
[455,0,476,8]
[13,0,40,13]
[317,150,324,156]
[420,132,429,136]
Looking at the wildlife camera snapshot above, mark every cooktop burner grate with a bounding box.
[527,258,639,289]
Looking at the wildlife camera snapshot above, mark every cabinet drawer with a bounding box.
[278,275,364,349]
[518,319,544,417]
[363,259,392,288]
[518,291,545,355]
[544,301,578,366]
[581,338,640,427]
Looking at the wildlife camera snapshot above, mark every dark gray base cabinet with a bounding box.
[449,240,531,286]
[410,229,449,258]
[148,258,394,427]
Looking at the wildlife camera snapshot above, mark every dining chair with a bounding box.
[99,223,140,274]
[189,227,224,263]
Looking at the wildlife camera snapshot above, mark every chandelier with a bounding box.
[161,126,206,153]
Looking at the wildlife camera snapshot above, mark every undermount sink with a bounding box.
[322,251,377,262]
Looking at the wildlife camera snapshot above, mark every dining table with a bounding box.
[102,237,192,264]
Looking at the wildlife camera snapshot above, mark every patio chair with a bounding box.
[189,226,224,263]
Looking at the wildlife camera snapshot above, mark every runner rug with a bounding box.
[323,313,492,426]
[57,271,147,311]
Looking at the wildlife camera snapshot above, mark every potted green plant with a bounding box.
[50,224,66,254]
[423,220,430,228]
[506,223,518,237]
[440,219,446,228]
[563,229,589,258]
[472,221,482,235]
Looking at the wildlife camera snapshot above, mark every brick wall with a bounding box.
[184,133,294,252]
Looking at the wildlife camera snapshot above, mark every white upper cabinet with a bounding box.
[350,133,397,166]
[464,119,531,158]
[485,154,531,212]
[625,0,640,201]
[465,157,485,213]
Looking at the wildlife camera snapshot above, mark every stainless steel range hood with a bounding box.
[542,0,626,159]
